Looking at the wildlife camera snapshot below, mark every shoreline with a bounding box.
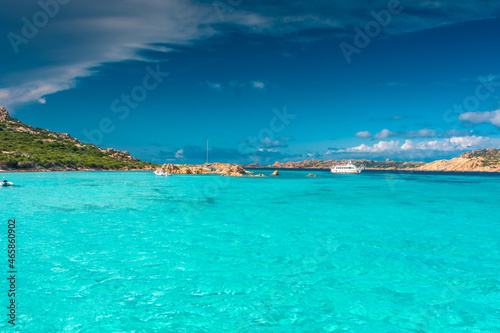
[246,167,500,173]
[3,166,500,174]
[0,168,154,174]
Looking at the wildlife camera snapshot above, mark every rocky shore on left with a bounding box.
[0,107,156,172]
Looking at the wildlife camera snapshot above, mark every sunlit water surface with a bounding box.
[1,170,499,332]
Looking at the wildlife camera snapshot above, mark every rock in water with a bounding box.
[159,162,250,176]
[307,174,317,177]
[271,170,279,176]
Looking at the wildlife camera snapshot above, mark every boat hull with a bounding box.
[330,160,364,174]
[330,169,362,174]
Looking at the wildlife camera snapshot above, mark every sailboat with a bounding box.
[203,139,212,171]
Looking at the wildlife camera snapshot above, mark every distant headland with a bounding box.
[244,149,500,172]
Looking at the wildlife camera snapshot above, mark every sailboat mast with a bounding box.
[206,139,209,164]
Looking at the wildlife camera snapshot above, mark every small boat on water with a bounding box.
[331,160,364,174]
[1,180,13,186]
[154,170,172,176]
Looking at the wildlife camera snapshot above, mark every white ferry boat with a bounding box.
[331,160,364,174]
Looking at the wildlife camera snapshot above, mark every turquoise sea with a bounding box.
[1,169,499,332]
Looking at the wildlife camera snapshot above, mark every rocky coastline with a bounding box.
[157,163,268,177]
[244,159,425,170]
[244,150,500,173]
[413,149,500,172]
[2,106,499,174]
[0,107,157,172]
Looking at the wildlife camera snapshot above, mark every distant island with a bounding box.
[1,106,499,173]
[413,149,500,172]
[245,149,500,172]
[245,159,425,170]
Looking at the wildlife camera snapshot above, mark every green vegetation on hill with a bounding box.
[0,108,157,171]
[461,148,500,167]
[362,160,424,169]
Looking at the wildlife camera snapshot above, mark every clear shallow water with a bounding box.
[1,169,499,332]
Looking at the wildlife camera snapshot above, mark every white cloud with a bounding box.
[337,136,488,154]
[459,109,500,127]
[412,136,485,152]
[405,128,437,138]
[257,148,278,152]
[348,140,402,153]
[1,0,234,108]
[251,81,266,89]
[372,128,437,140]
[400,140,415,151]
[205,81,222,91]
[450,136,485,149]
[3,0,500,108]
[374,129,394,139]
[355,131,372,138]
[0,64,94,110]
[261,137,287,148]
[175,149,184,159]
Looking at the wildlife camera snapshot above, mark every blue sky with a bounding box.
[1,0,500,164]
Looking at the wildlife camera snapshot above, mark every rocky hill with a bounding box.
[0,107,157,171]
[415,149,500,172]
[245,149,500,172]
[245,159,425,170]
